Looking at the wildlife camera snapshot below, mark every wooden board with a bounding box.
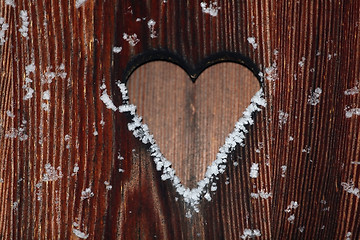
[0,0,359,239]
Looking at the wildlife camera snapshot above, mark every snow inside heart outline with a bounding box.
[100,67,266,215]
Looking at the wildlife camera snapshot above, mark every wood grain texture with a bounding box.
[127,61,259,188]
[0,0,359,239]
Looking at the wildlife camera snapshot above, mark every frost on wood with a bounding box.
[281,165,287,177]
[240,229,261,239]
[123,33,140,46]
[42,163,63,182]
[100,87,117,111]
[247,37,258,49]
[307,87,322,106]
[278,110,289,128]
[147,19,157,38]
[80,188,94,200]
[75,0,88,8]
[19,10,29,38]
[104,181,112,190]
[113,46,122,53]
[250,163,259,178]
[0,17,9,45]
[285,201,299,213]
[345,107,360,118]
[5,119,28,141]
[5,0,15,7]
[250,190,272,199]
[344,85,359,95]
[111,83,266,212]
[200,1,220,17]
[72,228,89,239]
[341,181,360,198]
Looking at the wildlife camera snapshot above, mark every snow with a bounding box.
[6,110,15,118]
[345,107,360,118]
[285,201,299,212]
[42,90,50,100]
[298,57,306,68]
[71,163,79,176]
[341,181,360,198]
[42,163,63,181]
[250,190,272,199]
[288,214,295,223]
[278,110,289,128]
[80,188,94,200]
[0,17,9,45]
[281,165,287,177]
[104,181,112,190]
[5,119,28,141]
[344,85,359,95]
[72,229,89,239]
[147,19,157,38]
[307,87,322,106]
[75,0,88,8]
[200,1,220,17]
[123,33,140,46]
[19,10,29,38]
[5,0,15,7]
[250,163,259,178]
[240,229,261,239]
[100,91,117,111]
[247,37,258,49]
[113,47,122,53]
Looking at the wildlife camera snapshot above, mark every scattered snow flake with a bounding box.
[264,62,278,81]
[250,190,272,199]
[298,57,306,68]
[351,161,360,165]
[104,181,112,190]
[100,91,117,111]
[302,146,311,154]
[41,103,50,112]
[285,201,299,212]
[80,188,94,200]
[298,226,305,233]
[18,10,30,38]
[240,229,261,239]
[25,62,36,75]
[42,163,63,182]
[5,0,15,7]
[345,107,360,118]
[75,0,88,8]
[185,211,192,219]
[233,161,239,166]
[278,110,289,128]
[250,163,259,178]
[147,19,157,38]
[288,214,295,223]
[71,163,79,176]
[307,87,322,106]
[346,232,352,240]
[72,228,89,239]
[118,168,125,173]
[42,90,50,100]
[23,86,34,100]
[0,17,9,45]
[247,37,258,49]
[5,119,28,141]
[113,46,122,53]
[12,201,19,210]
[123,33,140,46]
[341,180,360,198]
[281,165,287,177]
[200,1,220,17]
[204,192,211,201]
[6,110,15,118]
[289,136,294,141]
[344,85,359,95]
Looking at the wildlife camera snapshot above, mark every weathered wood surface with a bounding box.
[0,0,359,239]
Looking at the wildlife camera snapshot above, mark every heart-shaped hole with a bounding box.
[127,61,260,188]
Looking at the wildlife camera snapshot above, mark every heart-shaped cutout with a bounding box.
[113,60,266,210]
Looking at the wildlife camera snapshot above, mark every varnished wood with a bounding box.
[0,0,359,239]
[127,61,259,188]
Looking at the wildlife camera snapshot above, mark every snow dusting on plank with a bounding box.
[147,19,157,38]
[344,85,359,95]
[200,1,220,17]
[5,0,15,7]
[345,107,360,118]
[247,37,258,49]
[113,46,122,53]
[307,87,322,106]
[100,85,117,111]
[75,0,88,8]
[72,228,89,239]
[240,229,261,239]
[19,10,29,38]
[0,17,9,45]
[42,163,63,182]
[341,180,360,198]
[80,188,94,200]
[250,163,259,178]
[123,33,140,46]
[250,190,272,199]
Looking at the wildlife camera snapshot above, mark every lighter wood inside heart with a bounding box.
[127,61,260,188]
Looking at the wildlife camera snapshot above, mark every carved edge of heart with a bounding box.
[100,80,267,215]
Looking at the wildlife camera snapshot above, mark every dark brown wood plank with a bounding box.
[0,0,359,239]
